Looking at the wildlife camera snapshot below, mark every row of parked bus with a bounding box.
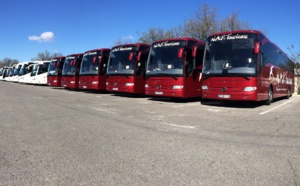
[0,30,295,105]
[0,61,50,84]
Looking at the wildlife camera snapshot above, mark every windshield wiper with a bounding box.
[240,76,250,80]
[146,73,179,80]
[228,74,251,80]
[202,73,251,80]
[202,76,210,80]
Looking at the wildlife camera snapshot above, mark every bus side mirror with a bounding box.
[128,52,135,61]
[178,48,185,59]
[254,42,260,54]
[92,56,97,63]
[137,52,142,62]
[98,56,102,63]
[192,46,198,58]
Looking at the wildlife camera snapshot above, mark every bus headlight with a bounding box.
[172,85,183,89]
[145,84,149,88]
[202,85,208,90]
[125,83,134,86]
[91,81,98,84]
[243,87,257,91]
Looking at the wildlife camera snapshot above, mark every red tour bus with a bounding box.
[201,30,295,105]
[61,53,83,89]
[78,48,111,90]
[47,56,66,87]
[106,43,150,94]
[145,38,205,98]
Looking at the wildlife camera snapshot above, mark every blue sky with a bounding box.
[1,0,300,61]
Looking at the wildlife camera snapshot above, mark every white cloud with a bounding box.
[122,35,134,40]
[28,31,54,42]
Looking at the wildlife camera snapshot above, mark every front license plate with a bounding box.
[155,91,163,95]
[218,94,230,98]
[83,86,87,89]
[112,88,118,91]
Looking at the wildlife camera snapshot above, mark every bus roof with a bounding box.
[84,48,111,54]
[66,53,84,58]
[51,56,66,61]
[152,37,205,45]
[208,30,263,37]
[111,43,150,49]
[33,61,50,64]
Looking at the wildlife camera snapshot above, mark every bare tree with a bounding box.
[287,45,300,64]
[113,37,134,46]
[220,12,250,32]
[183,3,218,41]
[137,3,253,43]
[164,25,185,39]
[287,44,300,77]
[137,27,165,44]
[31,50,63,61]
[0,58,19,68]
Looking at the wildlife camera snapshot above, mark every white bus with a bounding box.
[0,67,8,80]
[18,62,36,83]
[5,64,17,82]
[23,64,35,84]
[1,67,12,81]
[12,63,23,82]
[30,61,50,85]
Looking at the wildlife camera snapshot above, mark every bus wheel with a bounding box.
[286,87,291,99]
[265,87,273,105]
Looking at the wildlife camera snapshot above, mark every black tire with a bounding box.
[265,87,273,105]
[201,99,208,105]
[286,87,291,99]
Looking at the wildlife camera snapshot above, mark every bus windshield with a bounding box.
[38,63,49,75]
[13,65,21,76]
[63,57,76,75]
[80,54,99,75]
[146,41,186,76]
[31,64,39,76]
[7,69,13,77]
[107,46,138,75]
[203,33,257,76]
[19,64,29,76]
[48,61,59,75]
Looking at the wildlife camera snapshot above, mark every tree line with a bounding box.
[0,50,62,68]
[1,3,299,67]
[114,3,251,45]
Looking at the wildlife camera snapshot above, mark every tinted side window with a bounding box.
[195,46,205,68]
[188,40,197,47]
[261,42,277,66]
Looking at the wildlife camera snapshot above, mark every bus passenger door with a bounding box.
[257,52,266,100]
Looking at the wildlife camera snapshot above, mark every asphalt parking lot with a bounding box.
[0,81,299,185]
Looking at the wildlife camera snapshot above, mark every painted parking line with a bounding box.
[208,109,221,112]
[160,122,196,129]
[91,107,116,114]
[259,99,293,115]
